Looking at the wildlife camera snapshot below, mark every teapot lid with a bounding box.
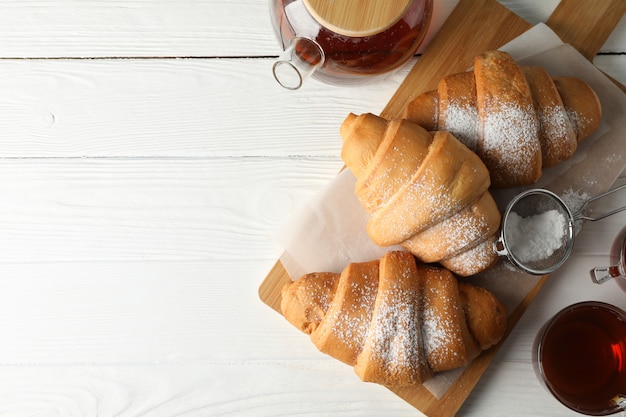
[303,0,412,37]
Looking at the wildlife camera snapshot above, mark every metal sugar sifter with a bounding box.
[495,184,626,275]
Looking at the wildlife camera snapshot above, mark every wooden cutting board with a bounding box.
[259,1,626,416]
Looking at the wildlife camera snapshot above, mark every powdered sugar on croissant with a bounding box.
[281,251,507,387]
[340,112,501,277]
[405,50,601,188]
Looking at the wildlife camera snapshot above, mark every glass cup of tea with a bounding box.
[591,225,626,288]
[533,301,626,415]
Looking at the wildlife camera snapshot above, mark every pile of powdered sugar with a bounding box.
[506,209,568,263]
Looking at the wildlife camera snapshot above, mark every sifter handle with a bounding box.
[573,184,626,221]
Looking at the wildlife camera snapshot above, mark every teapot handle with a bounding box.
[591,265,624,284]
[273,37,324,90]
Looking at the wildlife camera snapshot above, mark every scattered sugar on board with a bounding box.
[561,188,591,215]
[507,209,568,263]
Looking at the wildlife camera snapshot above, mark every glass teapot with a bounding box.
[269,0,433,89]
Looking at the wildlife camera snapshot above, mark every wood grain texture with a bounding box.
[546,0,626,60]
[0,363,423,416]
[546,0,626,93]
[0,0,278,58]
[303,0,412,37]
[0,59,410,158]
[0,158,339,263]
[1,250,626,416]
[0,0,622,58]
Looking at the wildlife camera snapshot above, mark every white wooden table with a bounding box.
[0,1,624,416]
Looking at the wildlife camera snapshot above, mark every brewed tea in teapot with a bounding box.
[270,0,433,89]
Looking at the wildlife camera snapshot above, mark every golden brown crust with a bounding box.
[458,281,508,350]
[350,116,432,214]
[340,112,387,179]
[552,76,602,142]
[400,187,500,263]
[365,130,491,245]
[404,89,438,131]
[310,260,380,365]
[280,272,340,335]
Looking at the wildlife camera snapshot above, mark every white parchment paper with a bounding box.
[274,23,626,398]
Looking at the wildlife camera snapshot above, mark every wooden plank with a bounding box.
[0,158,338,263]
[546,0,626,93]
[0,0,623,59]
[0,363,423,416]
[0,0,278,58]
[546,0,626,60]
[1,253,626,415]
[258,260,293,314]
[0,59,407,158]
[0,260,281,364]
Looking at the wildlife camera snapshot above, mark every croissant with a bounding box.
[340,112,501,277]
[405,50,601,188]
[281,251,507,387]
